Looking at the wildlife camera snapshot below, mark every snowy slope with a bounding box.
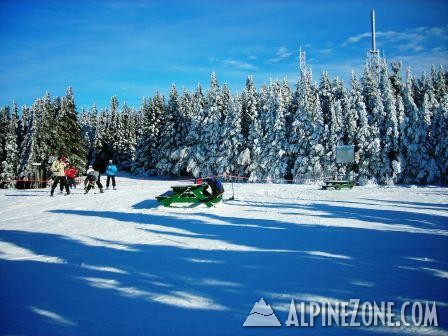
[0,175,447,335]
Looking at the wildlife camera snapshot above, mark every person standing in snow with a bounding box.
[84,165,104,194]
[105,160,117,190]
[50,156,70,196]
[65,164,78,189]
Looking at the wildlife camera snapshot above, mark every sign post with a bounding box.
[335,145,355,182]
[322,145,356,190]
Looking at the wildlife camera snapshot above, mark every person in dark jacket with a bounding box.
[84,166,104,194]
[205,177,224,197]
[105,160,118,190]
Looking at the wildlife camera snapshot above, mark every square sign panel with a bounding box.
[336,145,355,164]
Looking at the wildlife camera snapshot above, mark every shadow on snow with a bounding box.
[0,198,447,336]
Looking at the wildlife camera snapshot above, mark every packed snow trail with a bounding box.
[0,175,447,335]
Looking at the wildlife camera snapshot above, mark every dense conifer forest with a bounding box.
[1,54,447,185]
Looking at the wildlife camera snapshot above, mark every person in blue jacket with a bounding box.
[105,160,118,190]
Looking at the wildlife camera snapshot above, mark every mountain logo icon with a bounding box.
[243,298,281,327]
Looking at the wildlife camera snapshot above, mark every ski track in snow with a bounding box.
[0,175,447,335]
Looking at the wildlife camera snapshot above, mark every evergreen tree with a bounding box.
[220,83,232,123]
[418,94,438,183]
[389,60,404,97]
[415,73,439,182]
[431,93,448,183]
[133,94,163,175]
[259,80,288,180]
[431,66,447,102]
[81,103,98,168]
[169,89,193,176]
[152,92,165,171]
[362,56,384,182]
[171,89,193,176]
[44,92,59,154]
[16,105,26,161]
[1,103,19,184]
[80,108,91,161]
[214,83,233,174]
[32,94,54,171]
[333,77,350,145]
[217,92,244,175]
[324,99,343,176]
[16,105,28,173]
[157,84,181,174]
[94,108,109,170]
[52,96,62,120]
[291,52,325,180]
[319,71,333,126]
[430,67,448,183]
[345,72,359,145]
[201,72,224,176]
[389,60,407,182]
[240,76,262,180]
[103,96,119,168]
[379,59,400,184]
[0,106,10,174]
[115,104,137,170]
[55,87,87,170]
[349,73,371,182]
[321,77,345,177]
[17,104,36,177]
[186,85,206,177]
[401,68,422,183]
[133,98,151,174]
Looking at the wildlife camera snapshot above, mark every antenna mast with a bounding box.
[370,10,379,55]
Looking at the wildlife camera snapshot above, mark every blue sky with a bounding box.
[1,0,447,109]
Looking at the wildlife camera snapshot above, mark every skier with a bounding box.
[84,165,104,194]
[105,159,118,190]
[65,164,78,189]
[50,156,70,196]
[205,176,224,197]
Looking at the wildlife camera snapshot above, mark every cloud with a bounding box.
[345,32,371,44]
[397,42,424,53]
[432,46,448,53]
[277,46,292,58]
[393,49,448,76]
[268,46,292,63]
[342,25,448,52]
[344,31,424,46]
[222,59,258,71]
[318,48,333,55]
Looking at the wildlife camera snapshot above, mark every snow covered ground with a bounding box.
[0,175,447,335]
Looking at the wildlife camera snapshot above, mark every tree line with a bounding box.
[0,53,447,186]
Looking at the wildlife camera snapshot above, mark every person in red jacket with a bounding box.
[64,164,79,189]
